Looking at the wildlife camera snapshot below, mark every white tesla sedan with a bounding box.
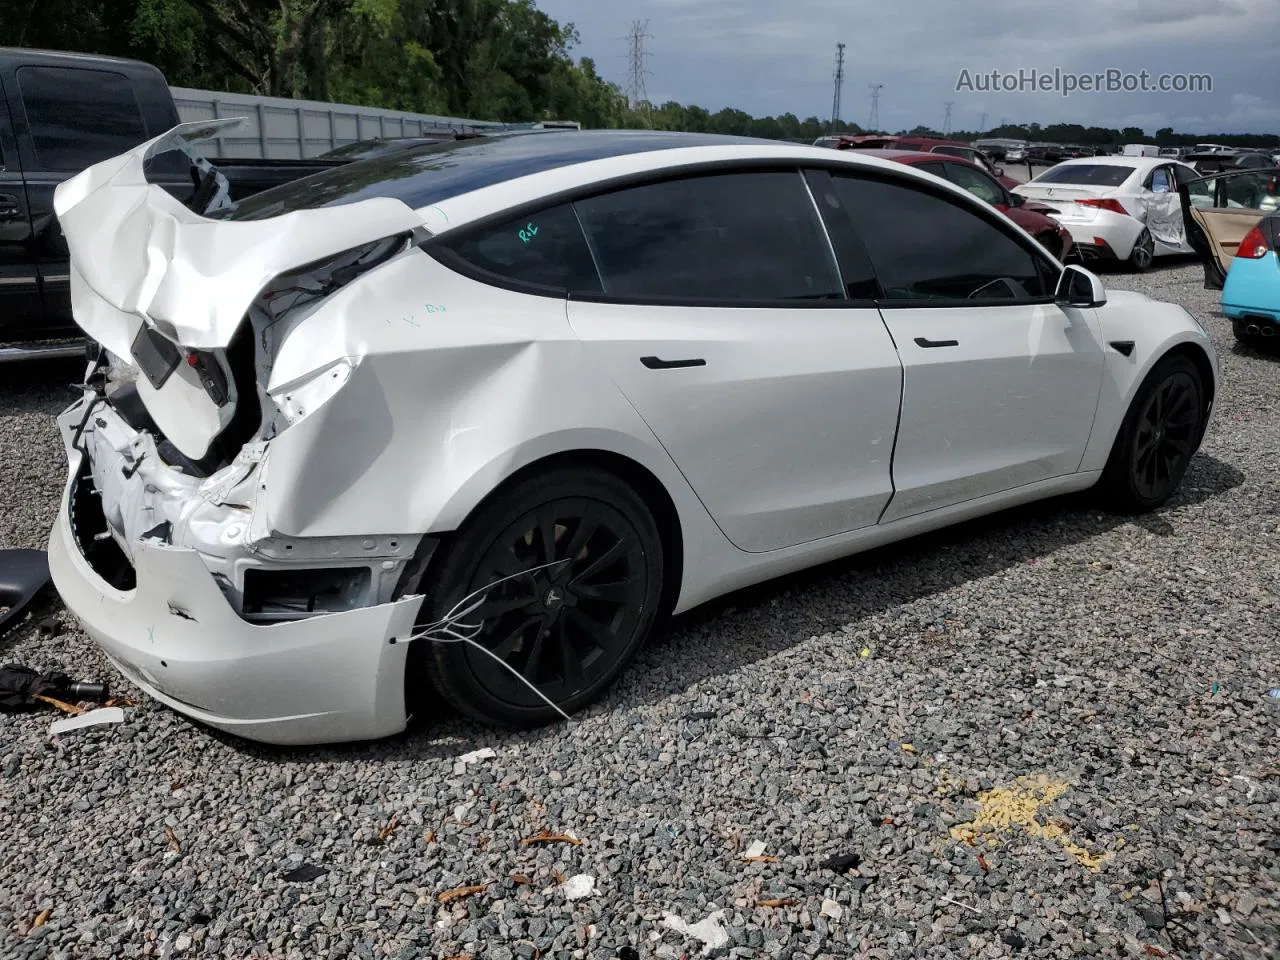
[48,124,1217,744]
[1013,156,1201,271]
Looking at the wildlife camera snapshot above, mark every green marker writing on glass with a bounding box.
[518,222,539,244]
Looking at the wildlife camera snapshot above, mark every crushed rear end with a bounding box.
[47,121,434,744]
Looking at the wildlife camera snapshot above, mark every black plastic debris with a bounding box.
[0,665,109,712]
[280,863,329,883]
[0,549,51,638]
[683,710,717,721]
[35,617,63,637]
[618,948,641,960]
[818,851,863,873]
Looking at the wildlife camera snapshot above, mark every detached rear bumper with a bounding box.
[48,413,425,746]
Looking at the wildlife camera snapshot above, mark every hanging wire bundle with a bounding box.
[401,558,575,722]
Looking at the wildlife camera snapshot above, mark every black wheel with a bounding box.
[1097,354,1205,512]
[1127,228,1155,272]
[408,467,664,727]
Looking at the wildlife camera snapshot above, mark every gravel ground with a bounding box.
[1,261,1278,960]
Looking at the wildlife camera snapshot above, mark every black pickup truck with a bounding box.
[0,48,351,362]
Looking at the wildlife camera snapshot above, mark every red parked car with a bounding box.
[832,135,1021,191]
[849,149,1075,262]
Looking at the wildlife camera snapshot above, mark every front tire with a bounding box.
[1096,354,1206,512]
[1127,228,1155,273]
[408,467,664,727]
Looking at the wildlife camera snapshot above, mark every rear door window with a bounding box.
[941,163,1005,205]
[572,170,843,302]
[17,66,147,172]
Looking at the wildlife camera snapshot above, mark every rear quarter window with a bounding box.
[17,66,147,172]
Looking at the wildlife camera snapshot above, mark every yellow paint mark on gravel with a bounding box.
[950,774,1112,871]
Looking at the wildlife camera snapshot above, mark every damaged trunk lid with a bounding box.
[55,120,426,462]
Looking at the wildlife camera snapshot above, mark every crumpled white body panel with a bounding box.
[54,120,426,352]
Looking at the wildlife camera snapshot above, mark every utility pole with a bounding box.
[829,43,846,133]
[943,101,954,136]
[979,111,988,132]
[868,83,883,132]
[626,20,653,126]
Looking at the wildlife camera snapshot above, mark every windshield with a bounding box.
[1034,164,1134,187]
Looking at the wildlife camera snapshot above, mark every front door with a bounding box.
[820,168,1106,522]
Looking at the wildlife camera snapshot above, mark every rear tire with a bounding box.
[407,467,664,727]
[1096,354,1206,513]
[1127,228,1155,273]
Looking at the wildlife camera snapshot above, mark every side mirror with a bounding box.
[994,166,1005,177]
[1054,264,1107,308]
[1008,191,1026,207]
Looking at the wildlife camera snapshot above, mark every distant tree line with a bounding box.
[2,0,1275,146]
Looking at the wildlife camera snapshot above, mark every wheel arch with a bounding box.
[418,445,687,621]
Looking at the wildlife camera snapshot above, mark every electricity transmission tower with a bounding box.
[626,20,653,125]
[867,83,883,131]
[829,43,845,132]
[943,101,954,135]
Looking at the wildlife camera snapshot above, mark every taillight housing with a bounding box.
[1236,225,1271,259]
[1076,198,1129,216]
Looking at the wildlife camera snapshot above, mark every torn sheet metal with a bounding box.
[53,120,428,352]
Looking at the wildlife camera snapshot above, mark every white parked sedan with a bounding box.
[1013,156,1201,271]
[49,124,1218,744]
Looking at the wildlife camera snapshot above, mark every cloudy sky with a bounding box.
[536,0,1280,134]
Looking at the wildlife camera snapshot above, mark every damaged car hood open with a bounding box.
[54,119,428,354]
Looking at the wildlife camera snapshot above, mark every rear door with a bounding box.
[565,168,904,554]
[823,168,1106,521]
[1144,164,1186,250]
[0,74,42,344]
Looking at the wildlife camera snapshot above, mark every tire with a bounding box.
[1127,228,1155,273]
[1096,354,1206,513]
[407,466,664,727]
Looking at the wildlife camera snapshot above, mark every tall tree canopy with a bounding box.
[4,1,1271,145]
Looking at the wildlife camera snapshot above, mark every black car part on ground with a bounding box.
[0,664,109,712]
[0,549,52,639]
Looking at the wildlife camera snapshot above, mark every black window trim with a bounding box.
[423,155,1064,310]
[808,162,1063,309]
[425,159,860,309]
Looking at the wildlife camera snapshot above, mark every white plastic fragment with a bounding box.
[49,707,124,736]
[742,840,767,859]
[561,874,596,900]
[662,909,729,954]
[453,747,497,773]
[820,899,843,921]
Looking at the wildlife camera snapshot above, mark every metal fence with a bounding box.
[170,87,508,159]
